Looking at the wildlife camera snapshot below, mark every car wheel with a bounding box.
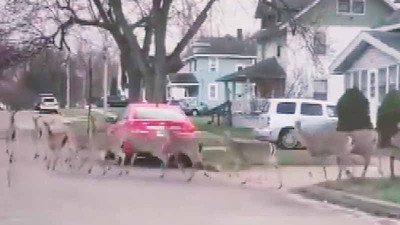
[123,153,133,166]
[278,129,298,149]
[192,109,199,116]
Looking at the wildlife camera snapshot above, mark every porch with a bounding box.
[216,57,286,128]
[166,73,199,106]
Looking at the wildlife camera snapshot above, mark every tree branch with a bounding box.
[167,0,217,70]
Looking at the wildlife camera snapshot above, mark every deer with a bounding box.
[32,115,44,160]
[124,128,204,182]
[224,131,282,189]
[389,123,400,178]
[68,116,128,175]
[295,121,354,181]
[4,110,18,187]
[42,120,69,171]
[348,129,382,178]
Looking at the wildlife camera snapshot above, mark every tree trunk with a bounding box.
[127,69,141,102]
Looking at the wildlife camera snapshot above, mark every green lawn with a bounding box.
[192,116,254,139]
[322,178,400,204]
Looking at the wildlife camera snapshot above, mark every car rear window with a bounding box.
[135,107,186,121]
[43,98,55,103]
[276,102,296,114]
[327,105,337,117]
[301,103,323,116]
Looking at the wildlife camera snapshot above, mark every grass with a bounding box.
[322,178,400,204]
[192,116,254,139]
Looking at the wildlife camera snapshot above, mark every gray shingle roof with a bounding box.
[366,31,400,52]
[184,36,257,58]
[168,73,198,84]
[255,0,314,18]
[217,57,286,82]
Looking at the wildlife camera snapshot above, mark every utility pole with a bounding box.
[87,56,93,139]
[103,45,108,112]
[66,56,71,109]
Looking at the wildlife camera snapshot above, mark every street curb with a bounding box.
[293,185,400,219]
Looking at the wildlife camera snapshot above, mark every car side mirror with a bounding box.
[105,116,118,124]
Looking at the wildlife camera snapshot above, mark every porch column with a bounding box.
[224,81,229,101]
[397,64,399,91]
[232,81,236,99]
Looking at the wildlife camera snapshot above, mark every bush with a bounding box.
[377,90,400,147]
[337,88,373,131]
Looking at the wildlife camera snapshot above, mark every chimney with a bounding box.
[237,29,243,40]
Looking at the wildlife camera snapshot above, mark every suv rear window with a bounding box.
[327,105,337,117]
[43,98,55,103]
[135,107,186,121]
[301,103,323,116]
[276,102,296,114]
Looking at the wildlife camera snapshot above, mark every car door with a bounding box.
[272,101,298,129]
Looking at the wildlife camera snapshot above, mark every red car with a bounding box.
[110,103,197,165]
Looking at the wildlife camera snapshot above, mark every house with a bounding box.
[167,30,257,108]
[330,11,400,124]
[243,0,396,104]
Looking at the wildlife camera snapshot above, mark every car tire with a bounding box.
[278,128,298,149]
[124,153,133,166]
[192,109,199,116]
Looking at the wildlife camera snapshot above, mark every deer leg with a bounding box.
[361,156,370,178]
[390,156,395,179]
[336,157,343,181]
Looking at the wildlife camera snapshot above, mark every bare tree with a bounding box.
[2,0,218,102]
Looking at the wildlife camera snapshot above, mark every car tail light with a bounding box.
[181,122,196,133]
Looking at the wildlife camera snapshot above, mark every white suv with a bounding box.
[254,98,337,149]
[39,96,60,113]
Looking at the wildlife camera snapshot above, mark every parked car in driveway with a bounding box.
[254,98,337,149]
[108,103,197,166]
[96,95,128,107]
[167,99,208,116]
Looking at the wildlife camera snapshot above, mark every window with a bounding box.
[277,45,282,58]
[208,83,218,100]
[370,72,376,98]
[313,80,327,100]
[301,103,323,116]
[193,59,197,72]
[236,65,245,72]
[276,102,296,114]
[378,68,387,102]
[353,71,359,88]
[361,70,368,96]
[389,65,397,91]
[276,11,282,23]
[314,32,326,55]
[327,106,337,118]
[338,0,365,14]
[135,108,186,121]
[209,57,218,72]
[352,0,365,14]
[338,0,350,13]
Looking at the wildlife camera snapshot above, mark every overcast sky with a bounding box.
[64,0,260,55]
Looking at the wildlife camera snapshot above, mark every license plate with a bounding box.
[156,129,166,137]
